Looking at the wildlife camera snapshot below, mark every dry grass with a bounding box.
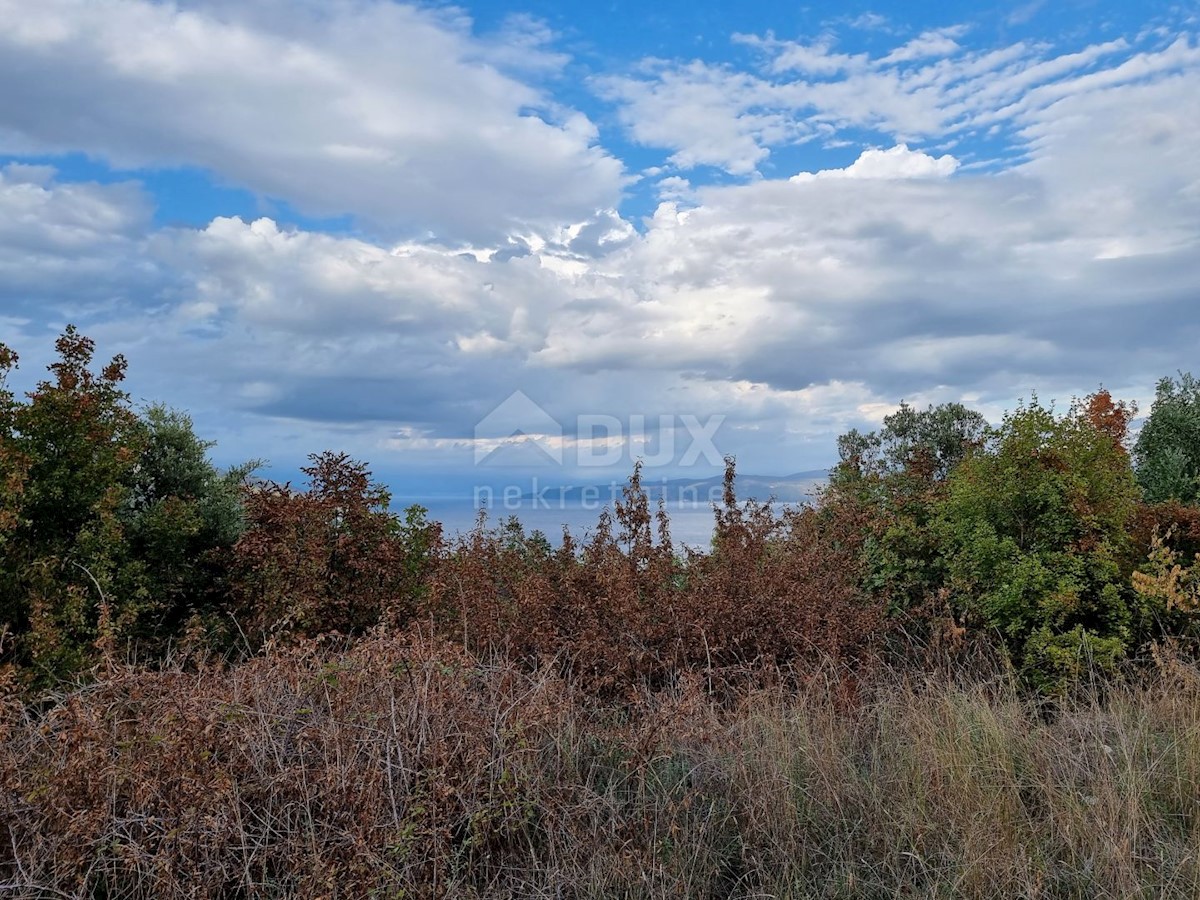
[3,636,1200,898]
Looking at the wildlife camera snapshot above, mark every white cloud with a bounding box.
[744,35,864,76]
[845,13,891,32]
[0,163,149,246]
[877,26,968,65]
[595,62,797,175]
[601,26,1198,175]
[791,144,959,181]
[655,176,695,201]
[0,164,154,314]
[3,14,1200,477]
[0,0,625,242]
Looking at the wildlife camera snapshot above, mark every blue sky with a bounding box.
[1,0,1198,497]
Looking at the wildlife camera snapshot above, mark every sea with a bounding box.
[397,498,737,550]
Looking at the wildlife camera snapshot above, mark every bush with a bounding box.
[424,461,885,694]
[936,393,1141,690]
[229,451,441,645]
[5,639,1200,898]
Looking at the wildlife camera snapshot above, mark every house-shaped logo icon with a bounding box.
[474,390,563,466]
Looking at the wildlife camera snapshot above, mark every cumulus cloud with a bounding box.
[211,62,1200,462]
[655,176,696,201]
[790,144,959,181]
[0,0,625,242]
[2,10,1199,479]
[0,163,156,317]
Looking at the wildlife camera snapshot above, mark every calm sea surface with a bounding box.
[398,499,728,550]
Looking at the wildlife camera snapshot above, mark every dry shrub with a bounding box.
[424,461,886,694]
[692,474,884,675]
[229,452,441,645]
[1130,501,1200,562]
[4,639,1200,898]
[2,634,570,898]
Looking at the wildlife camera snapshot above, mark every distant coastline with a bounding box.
[515,469,829,505]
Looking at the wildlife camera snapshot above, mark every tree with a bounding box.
[937,394,1141,690]
[115,404,255,649]
[831,402,988,616]
[0,343,28,554]
[1134,373,1200,505]
[833,401,987,487]
[0,328,250,684]
[1082,389,1137,452]
[0,327,143,680]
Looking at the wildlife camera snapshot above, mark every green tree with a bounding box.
[937,395,1141,691]
[1134,372,1200,504]
[0,327,143,680]
[114,404,254,650]
[0,329,249,684]
[834,401,988,487]
[831,402,988,615]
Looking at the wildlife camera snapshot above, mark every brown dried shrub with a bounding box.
[1130,500,1200,562]
[228,451,441,647]
[422,460,886,695]
[5,637,1200,898]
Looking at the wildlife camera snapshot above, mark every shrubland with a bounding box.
[2,328,1200,897]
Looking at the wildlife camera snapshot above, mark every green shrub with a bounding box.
[936,395,1141,690]
[829,402,987,623]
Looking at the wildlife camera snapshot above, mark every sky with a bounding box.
[1,0,1198,498]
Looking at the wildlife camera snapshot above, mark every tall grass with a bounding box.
[3,635,1200,898]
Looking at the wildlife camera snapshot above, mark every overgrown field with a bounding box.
[4,639,1200,898]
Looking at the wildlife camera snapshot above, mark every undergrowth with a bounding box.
[3,636,1200,898]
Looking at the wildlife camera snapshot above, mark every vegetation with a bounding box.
[2,327,1200,897]
[1135,372,1200,504]
[936,395,1142,690]
[6,640,1200,898]
[229,450,439,648]
[0,329,248,686]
